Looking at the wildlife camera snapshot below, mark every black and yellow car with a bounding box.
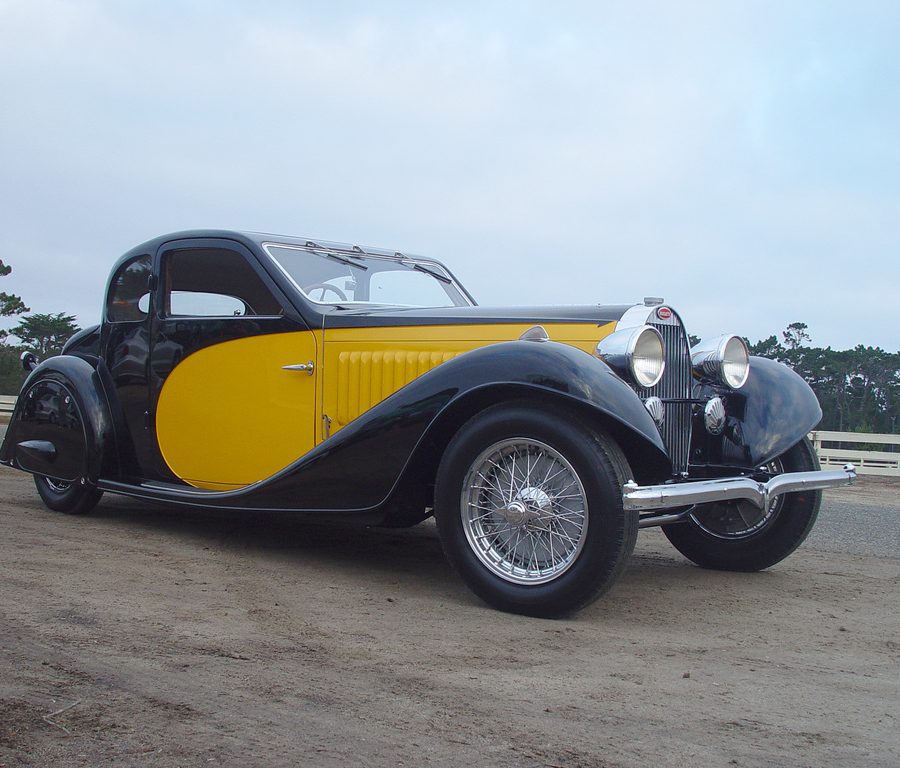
[1,230,856,616]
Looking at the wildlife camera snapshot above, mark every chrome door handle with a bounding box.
[282,360,315,375]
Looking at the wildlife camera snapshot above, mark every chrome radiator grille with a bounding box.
[638,320,693,474]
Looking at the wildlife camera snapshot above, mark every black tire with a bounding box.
[434,402,637,618]
[662,438,821,571]
[34,475,103,515]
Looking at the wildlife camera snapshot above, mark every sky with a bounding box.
[0,0,898,350]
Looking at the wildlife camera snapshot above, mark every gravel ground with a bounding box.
[805,476,900,557]
[0,466,897,768]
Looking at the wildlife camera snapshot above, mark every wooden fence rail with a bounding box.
[1,396,898,477]
[808,430,900,477]
[0,396,16,422]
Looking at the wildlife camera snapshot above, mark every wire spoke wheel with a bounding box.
[461,438,588,584]
[436,402,636,616]
[689,458,785,540]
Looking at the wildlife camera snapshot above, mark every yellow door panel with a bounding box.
[322,321,616,435]
[156,331,317,489]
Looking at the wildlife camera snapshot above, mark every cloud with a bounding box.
[0,0,897,350]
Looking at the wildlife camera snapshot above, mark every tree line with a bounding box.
[1,259,898,433]
[747,322,898,434]
[1,259,78,394]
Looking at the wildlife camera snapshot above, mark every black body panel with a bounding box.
[1,356,116,482]
[690,356,823,470]
[62,324,101,358]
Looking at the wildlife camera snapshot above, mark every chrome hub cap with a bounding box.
[461,438,589,585]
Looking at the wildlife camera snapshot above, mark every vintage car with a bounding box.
[1,230,856,616]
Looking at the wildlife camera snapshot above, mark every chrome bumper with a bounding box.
[623,464,857,513]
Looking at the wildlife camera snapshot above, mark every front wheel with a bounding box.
[434,403,637,618]
[34,475,103,515]
[662,437,822,571]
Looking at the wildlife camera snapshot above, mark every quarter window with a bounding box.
[162,248,283,318]
[106,255,152,322]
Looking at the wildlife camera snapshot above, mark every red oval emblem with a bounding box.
[657,307,673,320]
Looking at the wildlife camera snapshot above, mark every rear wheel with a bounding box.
[434,403,637,617]
[34,475,103,515]
[662,437,821,571]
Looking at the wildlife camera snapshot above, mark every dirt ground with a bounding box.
[0,466,897,768]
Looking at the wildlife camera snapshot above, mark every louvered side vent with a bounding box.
[334,350,458,428]
[639,321,693,474]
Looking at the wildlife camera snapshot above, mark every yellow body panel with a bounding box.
[321,321,616,436]
[155,320,616,489]
[156,331,318,489]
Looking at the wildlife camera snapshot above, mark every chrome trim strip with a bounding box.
[623,464,857,512]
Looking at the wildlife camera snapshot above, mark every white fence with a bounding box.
[808,430,900,477]
[0,396,15,422]
[0,395,897,477]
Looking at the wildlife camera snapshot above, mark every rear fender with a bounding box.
[0,356,116,483]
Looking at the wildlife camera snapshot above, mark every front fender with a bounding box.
[0,355,116,482]
[297,340,670,510]
[697,356,822,469]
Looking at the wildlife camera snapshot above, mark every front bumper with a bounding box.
[623,464,857,515]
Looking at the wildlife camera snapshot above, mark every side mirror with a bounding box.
[20,351,38,372]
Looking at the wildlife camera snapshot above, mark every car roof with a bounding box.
[114,229,430,266]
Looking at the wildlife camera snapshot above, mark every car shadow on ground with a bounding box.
[8,482,803,625]
[88,493,455,576]
[80,493,741,594]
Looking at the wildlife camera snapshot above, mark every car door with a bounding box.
[148,238,317,490]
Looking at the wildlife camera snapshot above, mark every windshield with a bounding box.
[263,243,472,308]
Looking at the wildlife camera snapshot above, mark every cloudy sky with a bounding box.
[1,0,898,349]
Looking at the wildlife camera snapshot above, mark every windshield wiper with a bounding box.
[405,261,450,283]
[323,252,368,270]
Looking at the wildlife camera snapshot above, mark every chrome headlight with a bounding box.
[691,334,750,389]
[595,325,666,388]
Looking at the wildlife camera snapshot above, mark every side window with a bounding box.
[162,248,283,318]
[107,255,152,322]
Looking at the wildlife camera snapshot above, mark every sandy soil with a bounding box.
[0,466,897,767]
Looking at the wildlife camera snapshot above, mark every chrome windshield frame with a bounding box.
[260,241,476,308]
